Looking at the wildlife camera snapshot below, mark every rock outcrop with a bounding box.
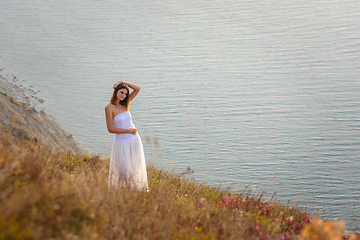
[0,74,83,153]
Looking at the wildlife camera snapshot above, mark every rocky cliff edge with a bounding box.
[0,73,83,153]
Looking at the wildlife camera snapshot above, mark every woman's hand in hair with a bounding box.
[113,81,123,89]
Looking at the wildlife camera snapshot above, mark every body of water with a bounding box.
[1,0,359,227]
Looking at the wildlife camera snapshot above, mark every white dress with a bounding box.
[108,111,148,190]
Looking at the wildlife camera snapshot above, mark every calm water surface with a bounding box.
[1,0,359,226]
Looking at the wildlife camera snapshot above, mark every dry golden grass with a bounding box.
[1,133,343,240]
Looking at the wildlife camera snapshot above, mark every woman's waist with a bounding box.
[113,123,135,129]
[114,132,139,144]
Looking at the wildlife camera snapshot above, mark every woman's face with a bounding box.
[117,88,128,101]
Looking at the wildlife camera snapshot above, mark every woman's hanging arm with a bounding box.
[105,105,137,135]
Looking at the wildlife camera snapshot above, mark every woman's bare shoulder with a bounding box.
[105,103,115,109]
[105,103,116,115]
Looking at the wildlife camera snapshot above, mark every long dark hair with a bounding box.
[111,83,130,110]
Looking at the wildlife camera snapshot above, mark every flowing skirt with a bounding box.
[108,136,148,190]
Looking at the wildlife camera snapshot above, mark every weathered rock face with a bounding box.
[0,74,83,153]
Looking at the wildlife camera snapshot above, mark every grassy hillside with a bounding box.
[1,133,359,240]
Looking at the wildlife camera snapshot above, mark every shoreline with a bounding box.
[0,72,83,153]
[0,72,43,108]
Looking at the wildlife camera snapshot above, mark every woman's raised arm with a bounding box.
[113,80,140,102]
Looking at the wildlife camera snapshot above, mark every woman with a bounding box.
[105,80,148,190]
